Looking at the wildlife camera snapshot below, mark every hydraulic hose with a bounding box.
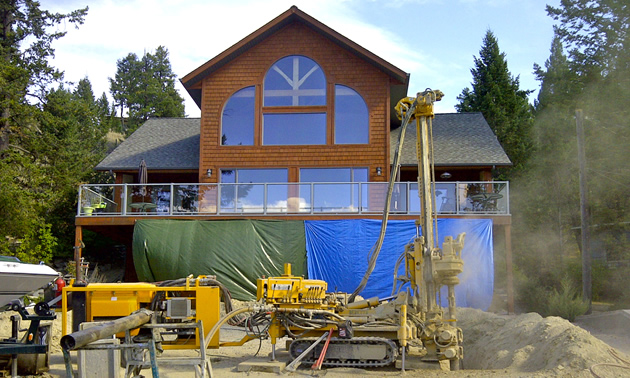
[349,99,417,303]
[203,306,254,350]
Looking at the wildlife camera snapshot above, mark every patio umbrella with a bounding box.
[138,159,148,196]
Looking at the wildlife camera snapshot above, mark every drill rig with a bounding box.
[246,90,466,370]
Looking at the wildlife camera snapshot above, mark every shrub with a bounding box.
[544,276,589,321]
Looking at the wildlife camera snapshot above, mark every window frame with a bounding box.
[220,86,256,146]
[262,55,329,146]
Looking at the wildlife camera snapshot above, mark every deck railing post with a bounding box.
[122,184,128,216]
[170,184,175,214]
[77,186,83,216]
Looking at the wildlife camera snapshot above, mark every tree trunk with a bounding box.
[0,1,15,153]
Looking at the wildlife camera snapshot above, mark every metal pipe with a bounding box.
[61,309,152,351]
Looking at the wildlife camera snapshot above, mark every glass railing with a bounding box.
[77,181,509,216]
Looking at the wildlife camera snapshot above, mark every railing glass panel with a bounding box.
[77,181,509,216]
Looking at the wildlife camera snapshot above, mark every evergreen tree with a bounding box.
[0,1,87,153]
[456,30,534,178]
[512,36,579,277]
[546,0,630,246]
[547,0,630,76]
[513,1,630,310]
[109,46,185,134]
[0,1,88,261]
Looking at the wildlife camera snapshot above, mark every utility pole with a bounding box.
[575,109,592,313]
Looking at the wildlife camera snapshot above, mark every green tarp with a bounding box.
[132,219,307,300]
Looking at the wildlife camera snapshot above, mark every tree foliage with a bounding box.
[0,0,87,152]
[109,46,185,134]
[513,0,630,309]
[456,30,534,178]
[547,0,630,76]
[0,2,113,262]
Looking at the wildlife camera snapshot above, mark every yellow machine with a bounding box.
[250,90,466,370]
[61,276,222,349]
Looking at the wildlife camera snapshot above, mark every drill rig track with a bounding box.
[289,337,398,368]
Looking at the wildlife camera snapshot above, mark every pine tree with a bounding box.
[0,1,87,261]
[513,1,630,310]
[0,1,87,153]
[456,30,534,178]
[512,36,579,275]
[109,46,185,134]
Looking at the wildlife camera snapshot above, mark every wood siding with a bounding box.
[197,22,399,184]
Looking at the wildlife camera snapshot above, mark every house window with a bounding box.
[334,85,368,144]
[220,168,287,184]
[299,168,367,212]
[264,56,326,106]
[263,113,326,145]
[263,56,327,145]
[220,168,288,213]
[221,86,255,146]
[221,56,370,147]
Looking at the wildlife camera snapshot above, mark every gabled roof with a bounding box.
[180,6,409,110]
[96,118,200,171]
[390,112,512,167]
[96,114,510,172]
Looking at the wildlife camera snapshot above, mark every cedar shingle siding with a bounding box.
[198,22,398,184]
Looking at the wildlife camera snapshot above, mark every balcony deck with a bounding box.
[77,181,510,226]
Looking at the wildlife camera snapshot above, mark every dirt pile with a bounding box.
[458,307,630,376]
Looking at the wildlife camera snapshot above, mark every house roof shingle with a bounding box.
[95,118,200,171]
[96,113,510,171]
[390,112,512,167]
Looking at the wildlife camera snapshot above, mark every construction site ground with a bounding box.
[2,306,630,377]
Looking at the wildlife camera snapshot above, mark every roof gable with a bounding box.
[181,6,409,108]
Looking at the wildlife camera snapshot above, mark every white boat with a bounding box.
[0,256,59,308]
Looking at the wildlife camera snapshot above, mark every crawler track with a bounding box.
[289,336,398,368]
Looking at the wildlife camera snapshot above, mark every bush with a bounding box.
[544,276,589,321]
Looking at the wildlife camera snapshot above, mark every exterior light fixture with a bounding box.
[440,172,452,179]
[206,169,213,178]
[376,167,382,176]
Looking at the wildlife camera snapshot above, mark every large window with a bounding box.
[221,86,255,146]
[263,113,326,145]
[263,56,327,145]
[264,56,326,106]
[299,168,367,212]
[335,85,368,144]
[220,169,288,213]
[220,55,369,146]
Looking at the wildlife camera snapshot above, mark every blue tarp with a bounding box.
[304,219,494,310]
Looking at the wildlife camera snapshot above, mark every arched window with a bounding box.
[264,56,326,106]
[334,85,368,144]
[263,56,327,145]
[221,86,255,146]
[220,57,369,147]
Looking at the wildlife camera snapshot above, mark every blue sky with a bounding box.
[42,0,558,116]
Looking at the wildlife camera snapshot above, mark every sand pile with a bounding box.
[458,307,630,376]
